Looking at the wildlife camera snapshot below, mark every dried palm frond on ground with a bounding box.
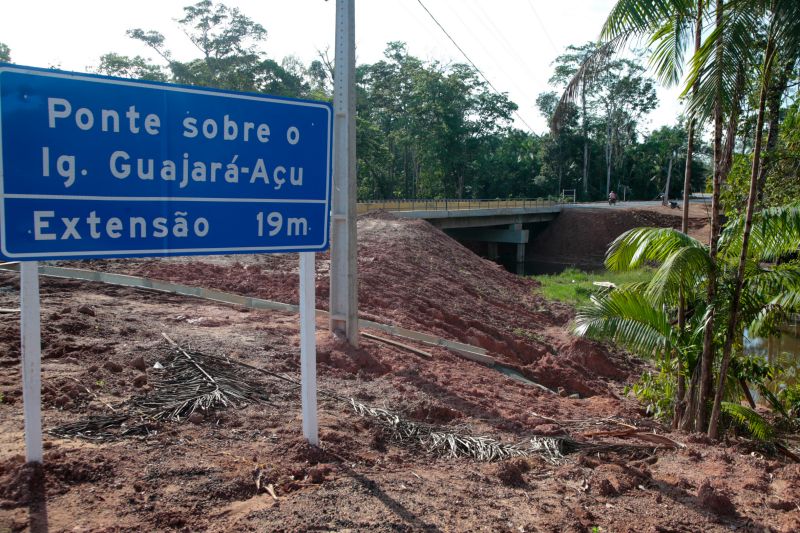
[48,414,156,441]
[50,341,271,440]
[133,343,271,421]
[349,399,565,462]
[51,337,678,463]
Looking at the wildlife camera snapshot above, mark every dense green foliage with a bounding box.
[574,205,800,440]
[80,1,549,201]
[537,43,703,200]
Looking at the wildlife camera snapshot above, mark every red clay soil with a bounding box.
[73,211,627,398]
[528,204,712,267]
[0,211,797,532]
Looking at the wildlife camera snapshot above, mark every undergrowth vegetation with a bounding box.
[533,267,653,306]
[566,204,800,451]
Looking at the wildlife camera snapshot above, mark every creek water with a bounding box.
[744,322,800,392]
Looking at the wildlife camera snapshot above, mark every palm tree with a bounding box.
[575,204,800,432]
[554,0,726,432]
[704,0,800,439]
[585,0,800,436]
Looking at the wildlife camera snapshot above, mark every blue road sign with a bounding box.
[0,65,333,260]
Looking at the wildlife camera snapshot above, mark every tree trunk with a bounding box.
[681,366,701,430]
[682,0,703,233]
[664,153,674,203]
[696,0,725,433]
[677,1,703,429]
[673,290,687,429]
[682,122,695,233]
[582,83,589,197]
[606,121,612,198]
[757,59,793,203]
[739,378,757,409]
[722,68,746,181]
[708,36,776,440]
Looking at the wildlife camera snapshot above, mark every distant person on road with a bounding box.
[608,191,617,205]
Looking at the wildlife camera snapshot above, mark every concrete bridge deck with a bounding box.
[356,198,564,228]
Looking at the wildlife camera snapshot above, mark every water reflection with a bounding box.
[744,322,800,392]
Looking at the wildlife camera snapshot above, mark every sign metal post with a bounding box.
[299,252,318,445]
[20,260,43,463]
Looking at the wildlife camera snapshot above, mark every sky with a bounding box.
[0,0,684,134]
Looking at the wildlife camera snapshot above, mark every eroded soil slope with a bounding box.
[75,212,628,397]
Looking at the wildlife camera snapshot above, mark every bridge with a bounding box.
[356,198,568,272]
[356,196,708,273]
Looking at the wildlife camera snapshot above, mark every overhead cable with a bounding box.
[415,0,537,134]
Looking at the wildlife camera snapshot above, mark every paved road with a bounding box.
[565,198,711,210]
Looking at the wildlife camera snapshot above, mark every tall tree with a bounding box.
[549,50,657,200]
[120,0,307,96]
[707,0,800,439]
[594,59,658,196]
[549,44,603,197]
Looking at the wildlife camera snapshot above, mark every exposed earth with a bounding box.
[1,207,798,532]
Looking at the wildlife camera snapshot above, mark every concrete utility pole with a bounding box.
[329,0,359,347]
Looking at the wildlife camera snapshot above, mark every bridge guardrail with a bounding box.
[356,197,569,215]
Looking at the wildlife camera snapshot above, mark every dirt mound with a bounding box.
[0,452,112,509]
[73,211,624,394]
[494,457,531,487]
[522,337,638,397]
[528,205,711,267]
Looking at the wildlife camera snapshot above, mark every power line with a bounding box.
[449,1,543,110]
[525,0,560,55]
[415,0,537,134]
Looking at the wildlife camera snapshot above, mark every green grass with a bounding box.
[532,267,653,306]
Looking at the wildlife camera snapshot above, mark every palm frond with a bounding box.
[748,273,800,336]
[50,346,271,440]
[722,402,775,441]
[133,346,270,420]
[605,227,706,272]
[682,4,761,121]
[646,9,693,86]
[574,288,673,358]
[772,0,800,56]
[721,203,800,261]
[349,399,565,463]
[646,244,713,303]
[601,0,697,43]
[744,262,800,302]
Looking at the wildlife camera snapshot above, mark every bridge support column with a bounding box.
[511,223,525,275]
[487,242,498,261]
